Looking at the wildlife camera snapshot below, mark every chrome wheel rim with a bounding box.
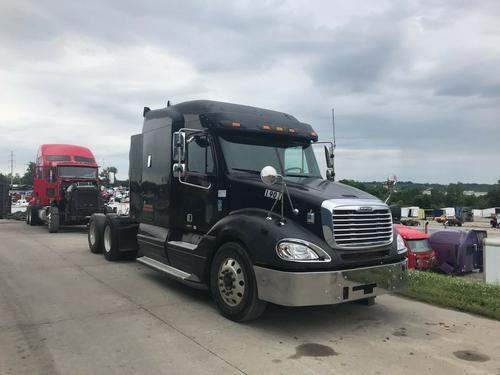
[89,221,96,246]
[104,225,111,252]
[218,258,245,307]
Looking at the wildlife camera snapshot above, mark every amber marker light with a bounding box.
[288,128,296,134]
[261,124,272,130]
[276,127,284,132]
[231,121,241,128]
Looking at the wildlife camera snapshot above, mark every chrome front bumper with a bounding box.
[253,260,407,307]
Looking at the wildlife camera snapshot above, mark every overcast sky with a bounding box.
[1,0,499,183]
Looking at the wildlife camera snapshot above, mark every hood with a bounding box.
[228,174,378,206]
[227,174,382,225]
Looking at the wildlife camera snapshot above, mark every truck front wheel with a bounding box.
[210,242,267,322]
[47,207,59,233]
[26,207,31,225]
[102,217,122,261]
[28,206,40,226]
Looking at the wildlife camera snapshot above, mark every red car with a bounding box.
[394,224,437,270]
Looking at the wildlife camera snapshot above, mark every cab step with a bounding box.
[136,256,206,289]
[167,241,198,251]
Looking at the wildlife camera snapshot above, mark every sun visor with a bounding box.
[199,112,318,142]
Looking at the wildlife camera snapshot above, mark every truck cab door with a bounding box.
[173,133,218,233]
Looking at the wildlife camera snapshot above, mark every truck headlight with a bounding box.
[276,239,331,262]
[396,233,407,254]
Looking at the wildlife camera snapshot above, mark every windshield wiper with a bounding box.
[284,174,310,178]
[231,168,260,175]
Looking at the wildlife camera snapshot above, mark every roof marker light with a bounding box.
[261,124,272,130]
[288,128,296,134]
[231,121,241,128]
[276,127,284,132]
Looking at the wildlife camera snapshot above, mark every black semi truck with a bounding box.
[88,100,407,321]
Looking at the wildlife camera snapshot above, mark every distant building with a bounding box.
[464,191,488,197]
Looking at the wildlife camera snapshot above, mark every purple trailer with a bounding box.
[429,229,486,274]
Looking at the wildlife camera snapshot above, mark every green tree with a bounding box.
[99,166,118,186]
[21,162,35,185]
[485,179,500,207]
[445,182,464,207]
[430,189,446,208]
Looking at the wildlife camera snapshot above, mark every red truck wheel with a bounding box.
[48,207,60,233]
[29,206,40,226]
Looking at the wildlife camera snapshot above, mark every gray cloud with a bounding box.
[1,0,499,183]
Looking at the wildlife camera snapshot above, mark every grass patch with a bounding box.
[397,269,500,321]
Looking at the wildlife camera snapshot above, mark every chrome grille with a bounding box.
[332,208,393,249]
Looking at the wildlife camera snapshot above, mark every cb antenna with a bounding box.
[331,108,336,181]
[332,108,336,151]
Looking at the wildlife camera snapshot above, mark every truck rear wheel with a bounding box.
[210,242,267,322]
[47,207,59,233]
[88,215,105,254]
[103,217,122,261]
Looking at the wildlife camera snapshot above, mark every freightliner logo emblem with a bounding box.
[358,207,373,212]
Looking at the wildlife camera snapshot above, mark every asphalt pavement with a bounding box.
[1,220,499,375]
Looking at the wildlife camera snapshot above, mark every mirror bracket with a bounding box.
[172,128,212,191]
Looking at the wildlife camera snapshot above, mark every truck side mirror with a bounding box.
[260,166,278,186]
[172,163,186,178]
[324,145,333,169]
[172,132,186,163]
[108,172,116,185]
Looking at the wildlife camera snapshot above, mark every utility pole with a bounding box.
[9,151,14,188]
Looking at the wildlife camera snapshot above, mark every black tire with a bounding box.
[47,206,59,233]
[210,242,267,322]
[26,207,31,225]
[102,216,122,261]
[88,214,105,254]
[29,206,40,226]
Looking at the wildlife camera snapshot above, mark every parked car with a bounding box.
[394,224,436,270]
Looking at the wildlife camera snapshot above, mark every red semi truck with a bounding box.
[394,224,436,270]
[26,144,102,232]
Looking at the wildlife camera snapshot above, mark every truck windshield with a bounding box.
[407,239,433,253]
[219,136,321,178]
[58,166,97,179]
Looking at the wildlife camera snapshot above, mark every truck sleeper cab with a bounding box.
[27,144,101,233]
[88,100,407,321]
